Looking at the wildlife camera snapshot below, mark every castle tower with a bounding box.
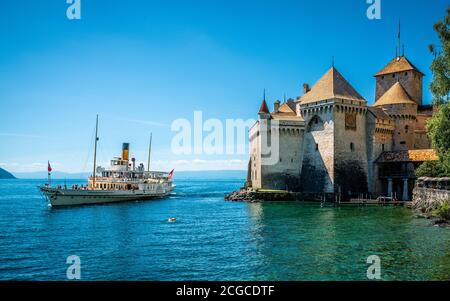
[373,82,417,151]
[297,67,369,197]
[374,56,424,105]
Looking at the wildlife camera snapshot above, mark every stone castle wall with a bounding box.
[366,113,394,194]
[260,121,305,191]
[333,102,369,196]
[249,118,305,191]
[414,111,432,149]
[299,105,334,193]
[382,103,417,151]
[249,121,262,189]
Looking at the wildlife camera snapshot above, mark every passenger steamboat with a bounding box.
[39,115,174,207]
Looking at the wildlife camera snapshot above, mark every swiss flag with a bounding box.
[168,169,174,180]
[48,161,52,173]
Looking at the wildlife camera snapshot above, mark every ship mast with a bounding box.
[147,132,152,172]
[93,114,99,187]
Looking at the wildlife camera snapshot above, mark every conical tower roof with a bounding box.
[374,56,424,77]
[373,82,416,107]
[258,99,269,114]
[298,67,365,104]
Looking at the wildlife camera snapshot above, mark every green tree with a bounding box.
[419,7,450,177]
[415,160,442,178]
[429,7,450,105]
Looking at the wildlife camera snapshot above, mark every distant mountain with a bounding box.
[0,167,16,179]
[12,170,246,180]
[13,171,90,179]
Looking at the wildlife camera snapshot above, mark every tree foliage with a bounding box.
[419,7,450,177]
[429,7,450,105]
[415,160,442,178]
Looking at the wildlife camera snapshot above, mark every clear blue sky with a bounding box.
[0,0,447,173]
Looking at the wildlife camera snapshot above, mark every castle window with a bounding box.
[392,74,395,78]
[405,125,409,133]
[381,76,385,79]
[382,144,385,151]
[400,141,406,145]
[405,72,408,76]
[350,142,355,152]
[315,143,319,151]
[279,157,282,162]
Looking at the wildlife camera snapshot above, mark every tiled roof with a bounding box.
[298,67,366,104]
[277,101,296,114]
[368,107,391,120]
[373,82,417,107]
[374,56,424,77]
[376,149,438,163]
[271,100,304,121]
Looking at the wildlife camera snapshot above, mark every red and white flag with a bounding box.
[48,161,52,173]
[168,169,174,180]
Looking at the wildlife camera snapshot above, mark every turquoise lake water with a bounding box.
[0,178,450,280]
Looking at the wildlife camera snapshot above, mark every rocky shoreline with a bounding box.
[414,212,450,227]
[225,189,296,203]
[225,189,334,203]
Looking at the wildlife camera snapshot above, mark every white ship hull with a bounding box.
[39,186,174,207]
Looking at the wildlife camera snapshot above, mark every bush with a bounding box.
[416,160,443,178]
[432,200,450,220]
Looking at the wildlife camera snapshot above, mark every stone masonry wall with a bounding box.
[299,106,334,193]
[382,103,417,151]
[412,188,450,213]
[261,121,305,191]
[333,103,369,197]
[412,178,450,212]
[366,113,393,194]
[249,120,262,189]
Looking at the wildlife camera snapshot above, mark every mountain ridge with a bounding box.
[0,167,17,179]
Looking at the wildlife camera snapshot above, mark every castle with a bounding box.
[248,54,438,201]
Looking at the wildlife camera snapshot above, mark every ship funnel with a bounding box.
[122,143,130,161]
